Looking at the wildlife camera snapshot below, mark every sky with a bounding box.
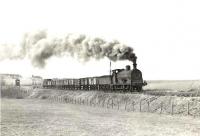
[0,0,200,80]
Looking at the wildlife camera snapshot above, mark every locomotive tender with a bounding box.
[43,56,147,92]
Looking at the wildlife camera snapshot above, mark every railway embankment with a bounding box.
[1,86,199,117]
[27,88,200,117]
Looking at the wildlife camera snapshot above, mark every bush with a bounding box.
[16,96,24,99]
[41,95,48,99]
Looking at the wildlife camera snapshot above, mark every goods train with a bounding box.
[20,77,43,88]
[43,57,147,92]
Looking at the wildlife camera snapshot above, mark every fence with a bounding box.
[1,85,199,117]
[47,95,200,117]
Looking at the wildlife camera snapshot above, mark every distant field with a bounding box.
[143,80,200,97]
[1,98,200,136]
[144,80,200,91]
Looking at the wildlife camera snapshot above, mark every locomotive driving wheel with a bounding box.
[137,86,142,92]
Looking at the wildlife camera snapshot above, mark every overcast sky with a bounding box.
[0,0,200,80]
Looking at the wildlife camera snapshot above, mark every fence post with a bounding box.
[171,101,174,115]
[187,101,190,115]
[65,97,67,103]
[64,96,66,103]
[107,99,109,109]
[60,97,62,102]
[97,100,100,106]
[111,99,114,109]
[102,100,105,107]
[147,101,150,112]
[125,100,127,110]
[93,99,95,107]
[62,96,64,102]
[132,101,135,111]
[117,101,120,110]
[160,102,163,114]
[90,99,92,106]
[140,100,142,112]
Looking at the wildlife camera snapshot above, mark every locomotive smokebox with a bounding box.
[125,65,130,71]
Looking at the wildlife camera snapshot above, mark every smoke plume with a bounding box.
[0,30,136,68]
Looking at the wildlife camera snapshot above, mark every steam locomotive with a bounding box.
[43,56,147,92]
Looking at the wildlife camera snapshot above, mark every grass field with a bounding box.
[144,80,200,91]
[1,98,200,136]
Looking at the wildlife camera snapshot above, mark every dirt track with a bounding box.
[1,98,200,136]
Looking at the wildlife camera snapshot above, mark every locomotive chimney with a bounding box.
[133,56,137,69]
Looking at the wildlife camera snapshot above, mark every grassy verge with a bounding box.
[29,88,200,117]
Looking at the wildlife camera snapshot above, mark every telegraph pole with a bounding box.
[110,61,113,84]
[0,76,3,97]
[110,61,112,76]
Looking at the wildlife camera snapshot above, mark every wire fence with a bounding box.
[1,86,199,117]
[47,95,200,117]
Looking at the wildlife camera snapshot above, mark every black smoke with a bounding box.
[0,30,136,68]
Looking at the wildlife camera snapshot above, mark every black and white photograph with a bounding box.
[0,0,200,135]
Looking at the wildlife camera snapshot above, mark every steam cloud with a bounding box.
[0,30,136,68]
